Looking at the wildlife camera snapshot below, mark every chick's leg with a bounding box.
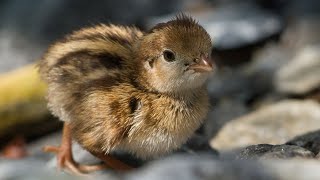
[91,151,133,171]
[43,123,107,175]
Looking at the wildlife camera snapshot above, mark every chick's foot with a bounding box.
[43,145,107,175]
[43,123,107,175]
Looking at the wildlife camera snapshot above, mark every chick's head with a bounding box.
[136,15,214,93]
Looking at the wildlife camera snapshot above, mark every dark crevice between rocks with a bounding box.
[0,115,62,150]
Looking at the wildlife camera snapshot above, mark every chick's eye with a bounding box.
[163,50,175,62]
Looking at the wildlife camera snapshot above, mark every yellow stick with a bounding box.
[0,64,48,135]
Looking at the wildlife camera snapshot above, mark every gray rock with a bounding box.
[261,145,314,159]
[124,155,274,180]
[263,159,320,180]
[243,43,294,107]
[282,18,320,50]
[146,2,283,50]
[249,43,294,81]
[236,144,274,159]
[203,2,283,50]
[205,98,248,138]
[0,158,81,180]
[207,68,256,101]
[286,130,320,155]
[0,31,43,73]
[4,146,320,180]
[237,144,315,160]
[275,45,320,95]
[210,100,320,150]
[122,154,320,180]
[207,66,272,102]
[178,134,219,156]
[284,0,320,18]
[206,43,293,104]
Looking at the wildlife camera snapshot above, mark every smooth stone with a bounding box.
[123,154,273,180]
[248,43,294,80]
[122,154,320,180]
[0,158,81,180]
[210,99,320,150]
[275,45,320,95]
[282,18,320,50]
[263,159,320,180]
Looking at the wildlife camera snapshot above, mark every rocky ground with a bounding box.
[0,0,319,179]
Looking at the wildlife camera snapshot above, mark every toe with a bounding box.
[42,146,60,153]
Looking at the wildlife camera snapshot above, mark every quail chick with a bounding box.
[38,14,213,174]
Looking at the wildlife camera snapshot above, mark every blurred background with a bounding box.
[0,0,319,179]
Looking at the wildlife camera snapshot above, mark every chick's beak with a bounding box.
[188,55,214,73]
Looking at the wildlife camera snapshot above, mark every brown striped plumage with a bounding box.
[39,15,213,162]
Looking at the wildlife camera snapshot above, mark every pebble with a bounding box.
[210,100,320,150]
[275,45,320,95]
